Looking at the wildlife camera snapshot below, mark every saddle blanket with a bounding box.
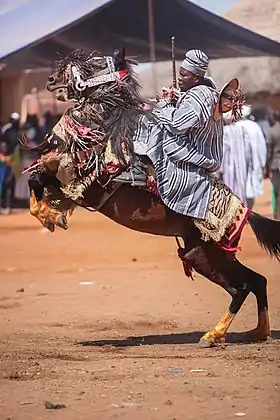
[194,176,250,253]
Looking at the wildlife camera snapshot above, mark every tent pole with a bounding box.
[147,0,157,95]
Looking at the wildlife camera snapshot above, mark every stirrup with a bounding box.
[113,166,147,187]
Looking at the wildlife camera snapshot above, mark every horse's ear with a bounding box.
[120,47,126,60]
[114,47,126,62]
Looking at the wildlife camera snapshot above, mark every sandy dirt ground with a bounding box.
[0,180,279,420]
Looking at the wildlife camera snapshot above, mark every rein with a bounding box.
[74,181,122,212]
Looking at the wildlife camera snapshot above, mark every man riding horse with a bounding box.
[111,49,246,249]
[114,49,223,221]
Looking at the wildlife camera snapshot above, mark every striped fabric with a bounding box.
[181,49,209,77]
[135,84,223,219]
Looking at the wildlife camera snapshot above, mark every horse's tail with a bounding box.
[248,211,280,261]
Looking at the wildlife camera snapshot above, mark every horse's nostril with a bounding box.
[48,75,55,83]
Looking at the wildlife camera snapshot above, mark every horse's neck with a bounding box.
[73,102,112,128]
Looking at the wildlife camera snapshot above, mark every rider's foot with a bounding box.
[113,165,147,187]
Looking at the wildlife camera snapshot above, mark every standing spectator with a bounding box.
[24,114,44,145]
[237,105,267,210]
[14,118,40,203]
[251,106,270,139]
[0,112,21,210]
[219,112,251,204]
[0,141,14,214]
[1,112,21,154]
[41,111,54,137]
[265,110,280,219]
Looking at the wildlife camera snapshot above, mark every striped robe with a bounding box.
[135,84,223,219]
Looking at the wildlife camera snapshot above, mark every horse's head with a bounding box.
[46,48,148,167]
[46,47,134,103]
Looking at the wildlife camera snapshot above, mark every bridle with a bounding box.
[70,56,128,93]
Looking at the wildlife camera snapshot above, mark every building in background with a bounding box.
[210,0,280,109]
[1,0,280,119]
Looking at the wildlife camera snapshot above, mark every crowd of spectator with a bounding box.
[0,111,61,214]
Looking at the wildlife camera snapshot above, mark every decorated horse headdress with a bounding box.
[47,48,143,105]
[46,48,151,164]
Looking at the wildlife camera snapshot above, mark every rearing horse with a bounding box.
[25,48,280,348]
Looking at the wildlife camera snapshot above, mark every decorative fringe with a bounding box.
[230,87,246,123]
[104,140,130,167]
[44,185,76,216]
[61,183,86,201]
[194,179,242,243]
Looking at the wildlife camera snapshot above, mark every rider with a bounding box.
[114,49,224,220]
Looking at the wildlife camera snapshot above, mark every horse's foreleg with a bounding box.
[30,191,68,231]
[30,190,55,231]
[28,173,68,231]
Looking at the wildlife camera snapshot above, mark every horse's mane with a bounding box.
[57,48,154,164]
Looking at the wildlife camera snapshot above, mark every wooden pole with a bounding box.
[147,0,157,95]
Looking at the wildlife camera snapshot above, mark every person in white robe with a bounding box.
[236,105,267,210]
[219,112,251,204]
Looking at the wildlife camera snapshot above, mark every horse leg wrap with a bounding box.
[29,191,67,231]
[199,310,235,347]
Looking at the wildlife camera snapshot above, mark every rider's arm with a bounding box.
[153,98,200,135]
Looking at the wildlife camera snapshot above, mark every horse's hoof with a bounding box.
[56,215,68,230]
[199,334,225,348]
[241,330,271,343]
[44,220,55,232]
[198,337,215,348]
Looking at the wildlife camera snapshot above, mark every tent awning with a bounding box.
[2,0,280,69]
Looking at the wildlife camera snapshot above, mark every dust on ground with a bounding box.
[0,181,279,420]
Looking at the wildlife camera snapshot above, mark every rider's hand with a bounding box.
[156,86,180,104]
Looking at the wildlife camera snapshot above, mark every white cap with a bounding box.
[10,112,20,120]
[241,105,252,119]
[223,111,232,124]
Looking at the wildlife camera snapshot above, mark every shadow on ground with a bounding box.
[78,330,280,347]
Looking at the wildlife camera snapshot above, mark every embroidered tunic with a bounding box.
[135,84,223,219]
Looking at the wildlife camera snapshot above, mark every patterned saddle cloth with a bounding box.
[194,176,250,253]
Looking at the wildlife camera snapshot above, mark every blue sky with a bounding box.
[190,0,238,14]
[0,1,239,17]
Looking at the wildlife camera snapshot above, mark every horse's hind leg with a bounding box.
[199,281,250,347]
[242,268,270,341]
[183,239,271,346]
[179,242,251,347]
